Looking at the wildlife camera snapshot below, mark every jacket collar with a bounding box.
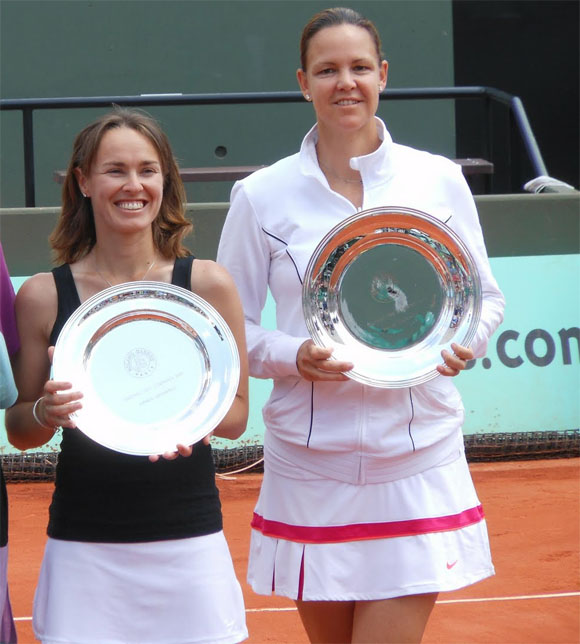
[298,117,394,187]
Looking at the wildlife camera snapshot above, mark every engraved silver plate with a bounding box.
[302,207,482,388]
[52,282,240,455]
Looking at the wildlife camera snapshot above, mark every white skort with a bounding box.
[34,531,248,644]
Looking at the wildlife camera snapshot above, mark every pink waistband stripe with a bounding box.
[251,505,485,544]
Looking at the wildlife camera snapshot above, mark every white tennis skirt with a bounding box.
[34,531,248,644]
[247,450,494,601]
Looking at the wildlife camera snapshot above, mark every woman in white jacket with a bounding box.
[217,7,505,643]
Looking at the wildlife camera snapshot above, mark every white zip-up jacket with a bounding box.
[217,119,505,485]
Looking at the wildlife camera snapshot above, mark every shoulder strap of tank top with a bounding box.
[49,264,81,346]
[171,255,195,291]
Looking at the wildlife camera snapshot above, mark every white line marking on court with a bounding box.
[15,591,580,621]
[246,607,297,613]
[246,591,580,613]
[436,591,580,604]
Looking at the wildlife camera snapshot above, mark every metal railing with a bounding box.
[0,86,547,207]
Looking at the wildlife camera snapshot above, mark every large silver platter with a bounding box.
[52,282,240,455]
[302,207,481,388]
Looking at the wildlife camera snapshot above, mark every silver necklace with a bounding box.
[318,161,363,185]
[94,257,156,288]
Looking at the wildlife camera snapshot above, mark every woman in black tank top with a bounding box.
[6,108,249,644]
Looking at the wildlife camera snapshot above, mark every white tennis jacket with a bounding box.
[217,119,505,485]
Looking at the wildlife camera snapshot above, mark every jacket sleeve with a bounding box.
[445,165,505,358]
[216,181,305,379]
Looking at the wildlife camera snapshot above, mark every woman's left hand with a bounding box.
[148,432,213,463]
[437,342,473,377]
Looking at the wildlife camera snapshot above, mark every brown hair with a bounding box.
[50,106,192,264]
[299,7,384,71]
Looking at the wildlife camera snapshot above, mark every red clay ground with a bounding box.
[7,458,580,643]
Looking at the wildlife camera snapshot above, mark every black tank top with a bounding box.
[47,256,223,543]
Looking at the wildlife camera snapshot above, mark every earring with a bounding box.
[304,94,311,102]
[81,192,88,198]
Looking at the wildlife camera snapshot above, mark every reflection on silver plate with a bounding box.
[52,282,240,455]
[302,207,481,388]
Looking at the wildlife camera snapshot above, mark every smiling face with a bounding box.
[297,24,388,140]
[76,126,164,237]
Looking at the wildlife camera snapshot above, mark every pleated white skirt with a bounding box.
[248,450,494,601]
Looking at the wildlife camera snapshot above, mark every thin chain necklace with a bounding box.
[94,255,156,288]
[318,160,363,185]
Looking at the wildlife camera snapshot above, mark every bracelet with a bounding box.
[32,396,56,431]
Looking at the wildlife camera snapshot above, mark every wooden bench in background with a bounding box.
[53,158,493,189]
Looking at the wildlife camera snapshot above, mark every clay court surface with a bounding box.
[6,458,580,643]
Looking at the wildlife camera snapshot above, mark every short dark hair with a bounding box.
[51,107,191,264]
[299,7,384,71]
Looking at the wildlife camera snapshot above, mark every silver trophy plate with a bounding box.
[302,207,482,388]
[52,282,240,455]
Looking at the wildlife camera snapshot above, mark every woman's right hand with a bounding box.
[296,340,353,382]
[36,380,83,430]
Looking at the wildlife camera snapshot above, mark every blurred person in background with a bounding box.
[0,240,19,643]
